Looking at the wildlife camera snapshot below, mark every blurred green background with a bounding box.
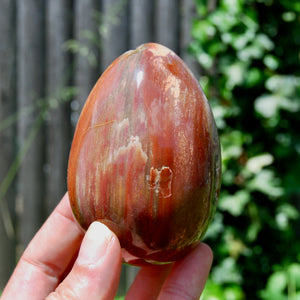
[190,0,300,299]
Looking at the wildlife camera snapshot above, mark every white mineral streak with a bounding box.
[148,44,171,57]
[105,118,129,170]
[112,135,148,166]
[104,119,148,217]
[107,119,148,166]
[114,118,130,141]
[165,74,181,99]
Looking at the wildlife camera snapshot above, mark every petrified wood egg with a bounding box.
[68,43,221,265]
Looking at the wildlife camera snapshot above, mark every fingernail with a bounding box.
[77,222,113,265]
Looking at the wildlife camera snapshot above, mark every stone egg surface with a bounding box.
[67,43,221,265]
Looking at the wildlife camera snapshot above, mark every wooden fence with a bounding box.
[0,0,201,294]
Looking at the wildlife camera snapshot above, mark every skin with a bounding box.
[2,193,213,300]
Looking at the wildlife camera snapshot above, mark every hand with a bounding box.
[2,193,213,299]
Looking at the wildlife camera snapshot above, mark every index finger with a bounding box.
[158,243,213,300]
[2,192,85,300]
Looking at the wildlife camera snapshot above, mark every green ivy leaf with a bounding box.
[266,271,287,292]
[255,94,300,118]
[224,62,247,89]
[288,263,300,289]
[204,212,224,239]
[212,257,243,284]
[246,153,274,173]
[263,54,280,70]
[277,204,299,220]
[191,20,216,43]
[221,130,245,162]
[224,285,245,300]
[247,169,284,198]
[219,190,250,216]
[265,75,300,97]
[209,10,239,32]
[200,279,226,300]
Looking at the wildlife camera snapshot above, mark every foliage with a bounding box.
[0,86,77,239]
[63,0,127,67]
[190,0,300,299]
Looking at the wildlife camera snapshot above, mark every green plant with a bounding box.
[63,0,128,66]
[190,0,300,299]
[259,261,300,300]
[0,86,77,237]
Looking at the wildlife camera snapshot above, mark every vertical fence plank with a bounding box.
[17,0,46,250]
[129,0,153,48]
[101,0,129,70]
[154,0,180,53]
[0,0,17,289]
[180,0,201,77]
[124,265,139,292]
[45,0,73,214]
[74,0,100,113]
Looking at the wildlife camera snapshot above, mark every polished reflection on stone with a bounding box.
[68,43,221,265]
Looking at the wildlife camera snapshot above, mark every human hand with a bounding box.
[2,193,213,300]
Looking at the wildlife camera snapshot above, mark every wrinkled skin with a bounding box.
[68,43,221,265]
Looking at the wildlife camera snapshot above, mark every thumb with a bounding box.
[46,222,122,300]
